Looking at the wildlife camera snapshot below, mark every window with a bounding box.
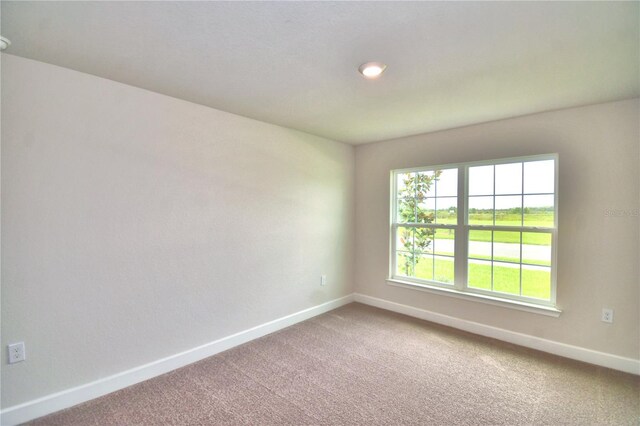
[390,154,558,310]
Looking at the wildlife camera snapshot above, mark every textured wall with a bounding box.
[355,98,640,359]
[1,54,355,408]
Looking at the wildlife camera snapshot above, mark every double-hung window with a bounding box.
[390,154,558,312]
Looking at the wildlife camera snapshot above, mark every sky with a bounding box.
[398,160,555,209]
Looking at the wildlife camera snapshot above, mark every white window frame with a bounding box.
[388,154,560,316]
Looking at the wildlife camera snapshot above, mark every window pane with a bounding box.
[393,156,555,306]
[468,259,491,290]
[493,262,520,295]
[524,160,554,194]
[523,195,554,227]
[495,195,522,227]
[493,231,521,263]
[396,252,414,277]
[436,197,457,224]
[416,198,435,224]
[417,170,437,197]
[469,230,492,260]
[522,265,551,300]
[415,254,433,280]
[434,229,455,256]
[469,196,493,225]
[495,162,522,195]
[397,198,415,223]
[434,255,454,284]
[414,227,435,254]
[436,168,458,196]
[397,172,414,199]
[469,165,494,196]
[522,232,552,266]
[396,227,414,253]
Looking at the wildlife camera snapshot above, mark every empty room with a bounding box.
[1,1,639,425]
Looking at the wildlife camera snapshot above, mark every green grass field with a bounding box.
[399,211,553,246]
[400,229,551,249]
[468,212,554,228]
[466,253,550,266]
[431,230,550,246]
[397,254,551,300]
[396,209,553,300]
[402,210,554,228]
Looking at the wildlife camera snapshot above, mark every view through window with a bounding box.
[391,155,557,307]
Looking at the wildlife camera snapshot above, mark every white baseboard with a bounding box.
[0,294,354,426]
[3,292,638,425]
[354,292,640,376]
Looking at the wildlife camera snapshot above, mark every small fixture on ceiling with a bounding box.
[358,62,387,79]
[0,36,10,51]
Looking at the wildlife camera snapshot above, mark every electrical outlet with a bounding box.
[8,342,26,364]
[320,275,327,286]
[601,308,614,324]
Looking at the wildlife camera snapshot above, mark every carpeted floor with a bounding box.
[29,303,639,425]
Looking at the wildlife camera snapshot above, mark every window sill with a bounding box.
[386,278,562,317]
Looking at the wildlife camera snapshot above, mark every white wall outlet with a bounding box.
[601,308,614,323]
[8,342,26,364]
[320,275,327,286]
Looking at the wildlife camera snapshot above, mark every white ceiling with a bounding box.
[1,1,638,145]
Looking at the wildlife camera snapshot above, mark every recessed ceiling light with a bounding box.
[358,62,387,79]
[0,36,10,51]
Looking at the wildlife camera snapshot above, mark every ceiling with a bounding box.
[1,1,638,145]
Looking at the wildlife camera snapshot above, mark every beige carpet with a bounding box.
[29,303,639,425]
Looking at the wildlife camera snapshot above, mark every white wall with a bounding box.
[2,51,638,414]
[355,98,639,360]
[1,54,355,408]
